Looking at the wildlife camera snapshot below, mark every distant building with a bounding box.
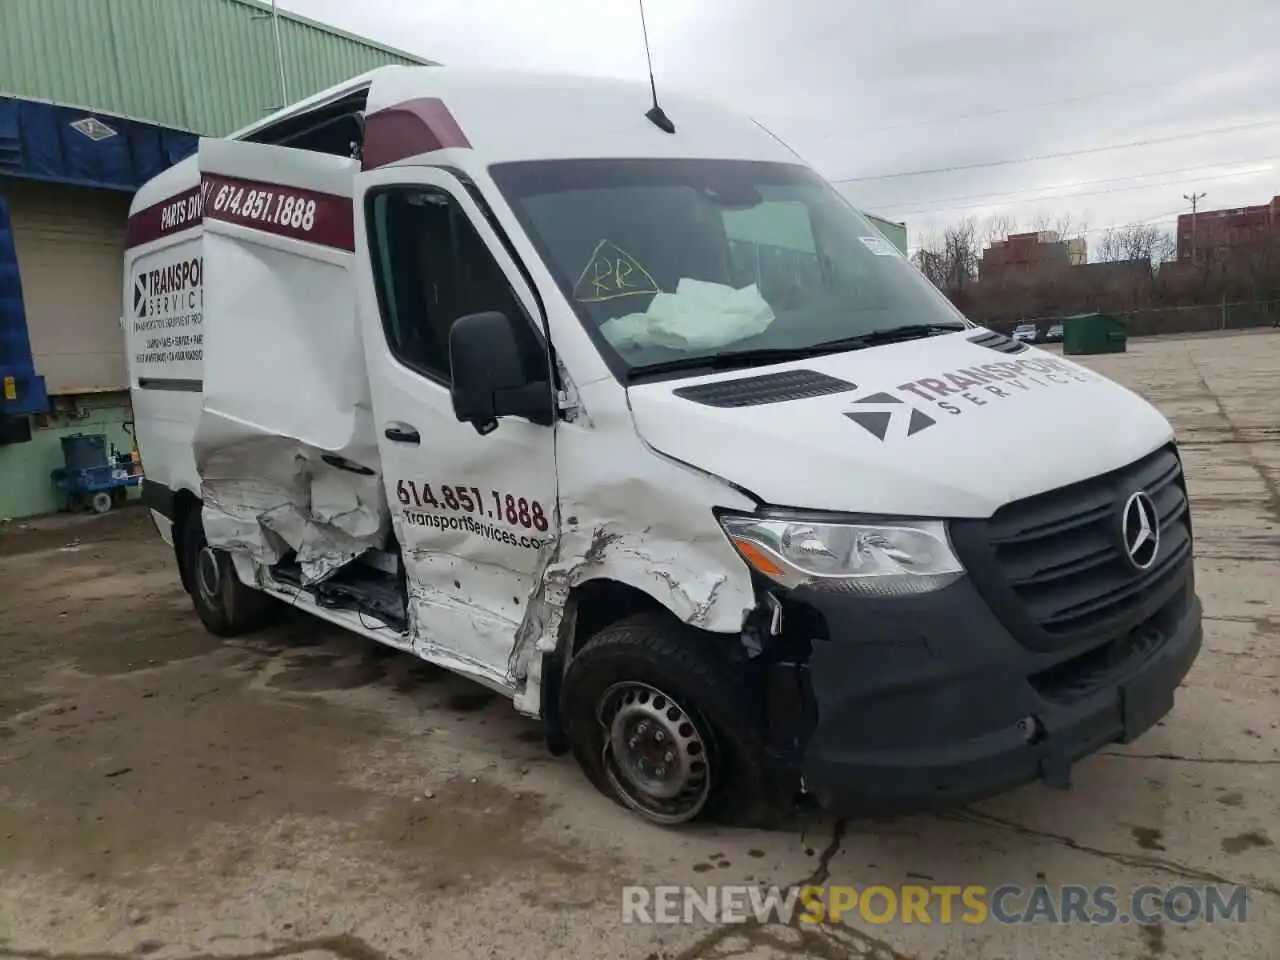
[1176,196,1280,262]
[863,212,908,256]
[980,230,1087,281]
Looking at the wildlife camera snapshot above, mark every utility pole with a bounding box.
[1183,192,1206,263]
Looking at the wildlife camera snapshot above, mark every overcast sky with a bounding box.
[285,0,1277,252]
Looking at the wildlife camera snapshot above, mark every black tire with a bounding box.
[180,509,274,637]
[560,613,780,828]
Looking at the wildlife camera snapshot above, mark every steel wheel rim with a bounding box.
[196,545,221,605]
[597,681,713,825]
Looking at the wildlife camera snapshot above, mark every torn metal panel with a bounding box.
[198,436,389,584]
[509,378,758,712]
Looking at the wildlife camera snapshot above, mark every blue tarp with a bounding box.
[0,97,197,192]
[0,193,45,415]
[0,98,197,414]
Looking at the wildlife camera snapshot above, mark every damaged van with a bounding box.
[125,66,1203,827]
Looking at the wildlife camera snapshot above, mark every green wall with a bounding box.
[0,0,430,136]
[0,392,139,520]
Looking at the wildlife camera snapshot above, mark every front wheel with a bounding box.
[179,509,274,637]
[560,613,779,828]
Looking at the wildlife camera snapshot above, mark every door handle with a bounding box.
[384,426,421,444]
[320,453,376,476]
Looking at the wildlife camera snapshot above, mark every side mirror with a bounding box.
[449,311,554,433]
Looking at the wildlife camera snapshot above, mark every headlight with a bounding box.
[718,514,963,596]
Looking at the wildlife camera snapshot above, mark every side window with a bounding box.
[368,187,528,384]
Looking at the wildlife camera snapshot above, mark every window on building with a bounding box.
[366,187,533,385]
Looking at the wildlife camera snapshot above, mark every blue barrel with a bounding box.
[61,433,108,472]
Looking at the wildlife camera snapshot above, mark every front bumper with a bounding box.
[789,570,1202,814]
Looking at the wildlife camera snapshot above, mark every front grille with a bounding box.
[951,445,1193,651]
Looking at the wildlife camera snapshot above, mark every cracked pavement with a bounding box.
[1,330,1277,959]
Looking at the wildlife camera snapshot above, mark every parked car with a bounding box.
[1046,322,1065,342]
[1012,322,1039,342]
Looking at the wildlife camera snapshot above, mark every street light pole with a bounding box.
[252,1,290,112]
[1183,192,1206,263]
[271,0,289,106]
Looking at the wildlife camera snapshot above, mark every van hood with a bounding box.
[625,329,1173,518]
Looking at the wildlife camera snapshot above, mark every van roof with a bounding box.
[131,67,801,216]
[228,65,797,167]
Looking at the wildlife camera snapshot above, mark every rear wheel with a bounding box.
[180,509,274,637]
[561,613,779,828]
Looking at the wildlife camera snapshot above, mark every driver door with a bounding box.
[353,166,558,691]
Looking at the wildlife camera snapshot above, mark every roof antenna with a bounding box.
[639,0,675,134]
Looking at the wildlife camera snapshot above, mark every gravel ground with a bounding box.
[0,331,1277,960]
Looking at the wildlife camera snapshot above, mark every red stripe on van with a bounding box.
[201,175,355,251]
[126,184,204,248]
[362,97,471,170]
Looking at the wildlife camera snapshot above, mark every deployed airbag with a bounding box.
[600,278,775,351]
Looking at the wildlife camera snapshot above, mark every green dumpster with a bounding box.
[1062,312,1127,356]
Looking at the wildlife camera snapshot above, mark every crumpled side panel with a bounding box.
[509,380,758,714]
[198,435,388,585]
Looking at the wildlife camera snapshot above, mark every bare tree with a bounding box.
[980,213,1018,248]
[911,219,979,297]
[911,229,948,288]
[942,217,980,294]
[1094,223,1177,265]
[1029,211,1053,233]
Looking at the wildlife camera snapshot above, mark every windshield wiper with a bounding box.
[625,323,967,382]
[810,323,966,351]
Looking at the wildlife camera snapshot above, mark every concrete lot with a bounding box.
[1,331,1277,960]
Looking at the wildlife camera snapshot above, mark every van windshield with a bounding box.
[488,158,967,379]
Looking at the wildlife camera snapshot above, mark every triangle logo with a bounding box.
[844,410,892,441]
[133,275,148,318]
[907,408,936,436]
[572,240,661,303]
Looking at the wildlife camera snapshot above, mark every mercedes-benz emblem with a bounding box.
[1121,490,1160,571]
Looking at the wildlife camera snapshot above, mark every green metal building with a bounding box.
[0,0,430,519]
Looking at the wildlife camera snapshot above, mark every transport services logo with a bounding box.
[845,354,1100,441]
[132,257,203,322]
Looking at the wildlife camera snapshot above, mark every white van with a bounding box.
[124,66,1202,827]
